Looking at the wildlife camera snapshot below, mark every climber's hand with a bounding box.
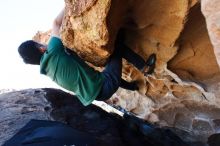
[141,53,156,76]
[52,8,65,37]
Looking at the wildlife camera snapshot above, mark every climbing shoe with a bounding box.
[141,53,156,76]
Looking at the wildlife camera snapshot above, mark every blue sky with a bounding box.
[0,0,64,89]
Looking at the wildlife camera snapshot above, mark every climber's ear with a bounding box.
[39,47,46,53]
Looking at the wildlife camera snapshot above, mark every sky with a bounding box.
[0,0,64,89]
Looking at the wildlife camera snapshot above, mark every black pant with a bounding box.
[96,44,146,101]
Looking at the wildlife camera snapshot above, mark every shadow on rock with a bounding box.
[43,88,187,146]
[0,88,189,146]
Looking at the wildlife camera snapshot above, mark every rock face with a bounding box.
[201,0,220,69]
[33,0,220,144]
[60,0,128,66]
[32,30,51,45]
[0,89,52,144]
[0,89,188,146]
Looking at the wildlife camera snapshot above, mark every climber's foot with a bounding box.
[141,53,156,76]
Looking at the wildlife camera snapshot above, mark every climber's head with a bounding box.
[18,40,46,65]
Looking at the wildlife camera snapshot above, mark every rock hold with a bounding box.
[61,0,126,66]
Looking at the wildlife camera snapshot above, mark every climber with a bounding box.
[17,8,156,106]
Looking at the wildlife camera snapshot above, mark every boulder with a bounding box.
[201,0,220,68]
[60,0,128,66]
[33,0,220,144]
[0,89,187,146]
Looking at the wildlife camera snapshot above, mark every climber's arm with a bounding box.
[52,8,65,37]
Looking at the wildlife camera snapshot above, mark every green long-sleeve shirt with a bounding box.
[40,37,104,106]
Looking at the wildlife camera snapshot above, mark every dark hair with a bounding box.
[18,40,44,65]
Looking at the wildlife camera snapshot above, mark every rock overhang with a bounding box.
[33,0,220,143]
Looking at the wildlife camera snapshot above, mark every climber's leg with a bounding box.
[96,48,123,101]
[120,79,139,91]
[121,44,146,70]
[115,29,156,75]
[97,28,140,101]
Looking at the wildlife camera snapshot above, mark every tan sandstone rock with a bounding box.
[32,30,51,45]
[168,4,220,82]
[60,0,128,66]
[201,0,220,69]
